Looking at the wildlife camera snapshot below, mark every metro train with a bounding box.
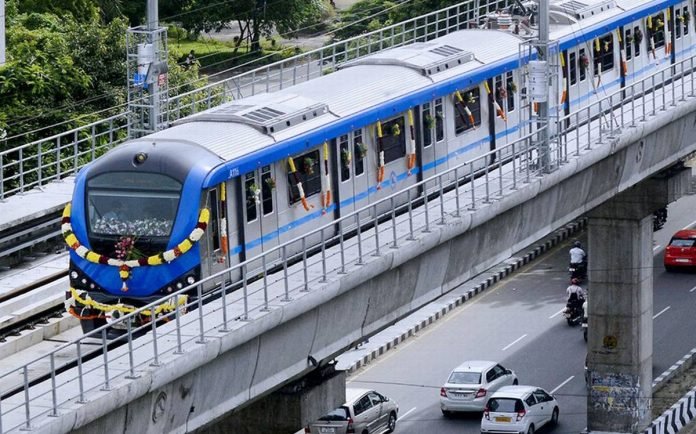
[63,0,696,332]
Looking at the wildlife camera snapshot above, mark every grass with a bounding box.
[167,28,301,73]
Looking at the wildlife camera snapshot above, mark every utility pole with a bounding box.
[538,0,550,172]
[126,0,168,138]
[1,0,6,66]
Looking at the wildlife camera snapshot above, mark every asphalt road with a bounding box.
[347,193,696,434]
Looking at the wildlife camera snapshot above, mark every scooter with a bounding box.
[581,299,588,341]
[563,298,585,326]
[569,260,588,282]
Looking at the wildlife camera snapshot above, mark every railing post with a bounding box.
[453,167,461,216]
[196,284,206,344]
[282,244,292,300]
[23,366,31,430]
[320,229,328,282]
[101,329,111,390]
[50,354,58,417]
[126,320,140,375]
[407,188,415,239]
[76,341,86,403]
[438,176,446,225]
[339,220,347,272]
[390,197,398,248]
[220,276,229,332]
[373,203,381,254]
[151,312,160,366]
[469,162,476,210]
[356,212,364,264]
[423,184,431,232]
[301,238,309,292]
[174,301,183,354]
[242,264,249,319]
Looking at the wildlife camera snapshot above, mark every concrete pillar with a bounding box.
[586,170,690,433]
[195,367,345,434]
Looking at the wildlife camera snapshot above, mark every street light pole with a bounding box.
[1,0,6,66]
[538,0,550,172]
[147,0,160,133]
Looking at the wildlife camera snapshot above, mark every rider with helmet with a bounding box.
[569,240,587,279]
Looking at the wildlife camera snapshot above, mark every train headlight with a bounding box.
[81,278,87,284]
[176,282,183,289]
[186,276,196,285]
[133,152,148,165]
[70,271,78,279]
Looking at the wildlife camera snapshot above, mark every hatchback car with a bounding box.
[481,385,559,434]
[440,360,518,415]
[305,388,398,434]
[664,229,696,271]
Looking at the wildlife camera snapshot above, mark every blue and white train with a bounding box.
[64,0,695,331]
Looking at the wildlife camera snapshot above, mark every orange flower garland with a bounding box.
[62,203,209,291]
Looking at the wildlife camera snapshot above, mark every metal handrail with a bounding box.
[0,0,516,201]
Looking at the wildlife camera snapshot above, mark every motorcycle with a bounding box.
[569,260,588,281]
[563,297,585,326]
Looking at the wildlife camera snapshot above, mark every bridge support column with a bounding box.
[586,170,690,433]
[196,365,345,434]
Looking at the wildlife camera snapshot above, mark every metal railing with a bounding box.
[1,53,694,432]
[165,0,515,121]
[0,114,129,200]
[0,0,516,201]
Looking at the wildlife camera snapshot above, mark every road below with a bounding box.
[346,193,696,434]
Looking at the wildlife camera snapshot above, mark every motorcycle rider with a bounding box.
[569,240,587,279]
[566,278,586,315]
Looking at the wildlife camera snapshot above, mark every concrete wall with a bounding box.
[61,99,696,434]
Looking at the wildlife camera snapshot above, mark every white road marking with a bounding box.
[550,376,575,394]
[400,407,417,420]
[653,306,671,319]
[653,245,661,251]
[502,334,528,351]
[690,286,696,293]
[549,308,565,319]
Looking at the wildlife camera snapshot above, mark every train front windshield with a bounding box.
[86,172,181,238]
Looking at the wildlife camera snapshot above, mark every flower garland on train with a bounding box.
[61,203,210,291]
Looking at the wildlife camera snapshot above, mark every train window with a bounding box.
[569,51,578,85]
[435,98,444,142]
[650,13,666,49]
[454,87,481,135]
[339,134,351,182]
[593,34,614,75]
[86,172,180,238]
[625,28,633,60]
[633,26,642,57]
[354,130,365,176]
[422,102,433,148]
[505,72,515,112]
[676,8,682,39]
[288,149,321,205]
[261,165,273,216]
[245,172,258,223]
[684,9,690,35]
[379,117,406,164]
[579,48,587,82]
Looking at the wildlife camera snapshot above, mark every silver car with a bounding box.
[306,388,398,434]
[440,360,518,415]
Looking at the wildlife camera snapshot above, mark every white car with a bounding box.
[440,360,518,415]
[481,385,559,434]
[305,388,398,434]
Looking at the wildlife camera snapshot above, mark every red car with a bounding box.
[664,230,696,271]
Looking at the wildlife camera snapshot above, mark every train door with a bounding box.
[674,4,690,74]
[623,22,645,94]
[419,99,446,180]
[200,187,227,290]
[241,165,279,273]
[335,129,371,229]
[647,11,670,69]
[491,72,520,160]
[566,44,593,117]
